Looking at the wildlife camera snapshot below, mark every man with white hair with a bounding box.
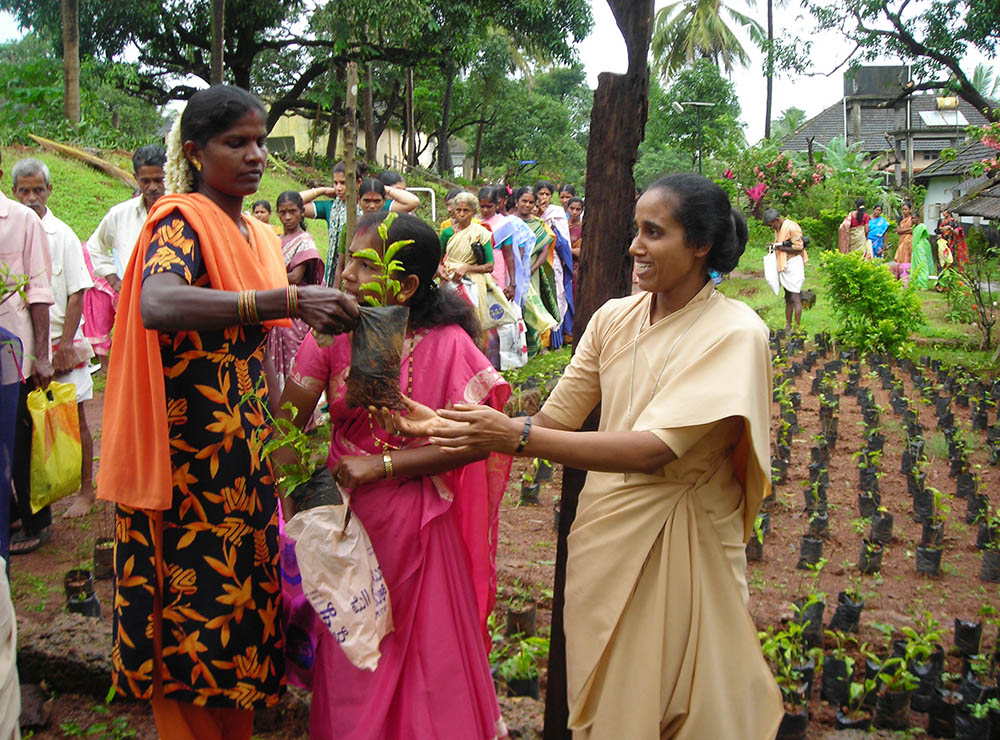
[12,158,96,519]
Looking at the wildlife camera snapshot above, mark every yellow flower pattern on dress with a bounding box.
[112,214,284,711]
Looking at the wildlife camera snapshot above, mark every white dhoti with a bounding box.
[778,255,805,293]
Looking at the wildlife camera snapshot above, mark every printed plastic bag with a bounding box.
[481,280,516,331]
[498,304,528,370]
[284,502,393,671]
[27,381,81,513]
[763,250,780,295]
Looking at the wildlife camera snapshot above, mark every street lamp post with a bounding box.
[672,100,715,174]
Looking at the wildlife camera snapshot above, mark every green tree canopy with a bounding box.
[641,59,744,174]
[4,0,593,132]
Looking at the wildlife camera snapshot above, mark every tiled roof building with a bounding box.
[779,66,989,185]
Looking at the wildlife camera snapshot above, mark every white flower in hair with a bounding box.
[164,112,194,195]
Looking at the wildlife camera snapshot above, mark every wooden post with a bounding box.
[60,0,80,123]
[344,62,359,243]
[542,2,655,738]
[210,0,225,85]
[405,68,416,167]
[364,63,376,165]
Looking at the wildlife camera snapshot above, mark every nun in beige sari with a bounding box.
[379,173,783,739]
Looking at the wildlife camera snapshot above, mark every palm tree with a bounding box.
[972,64,1000,106]
[651,0,763,78]
[771,106,806,140]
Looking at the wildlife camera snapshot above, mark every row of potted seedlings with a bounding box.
[762,335,1000,735]
[766,577,1000,739]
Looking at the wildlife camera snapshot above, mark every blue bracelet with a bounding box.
[515,416,532,453]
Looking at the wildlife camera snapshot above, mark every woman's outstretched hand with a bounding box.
[297,285,360,335]
[371,397,521,455]
[370,396,445,439]
[431,404,521,454]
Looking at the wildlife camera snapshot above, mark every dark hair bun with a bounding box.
[709,208,747,273]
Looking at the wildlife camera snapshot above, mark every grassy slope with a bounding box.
[0,146,331,256]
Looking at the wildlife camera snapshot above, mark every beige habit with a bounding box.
[542,282,782,739]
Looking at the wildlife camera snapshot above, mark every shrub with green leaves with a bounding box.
[938,267,976,324]
[819,251,923,354]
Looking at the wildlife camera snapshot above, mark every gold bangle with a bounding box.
[236,290,248,324]
[382,452,394,480]
[248,290,260,324]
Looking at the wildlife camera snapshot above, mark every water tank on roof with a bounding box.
[844,66,908,99]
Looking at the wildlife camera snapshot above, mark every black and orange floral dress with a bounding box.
[111,213,285,709]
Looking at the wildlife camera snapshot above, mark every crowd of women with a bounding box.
[83,83,781,740]
[839,198,970,289]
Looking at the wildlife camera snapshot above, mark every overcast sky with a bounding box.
[1,2,991,146]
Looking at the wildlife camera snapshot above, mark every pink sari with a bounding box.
[269,230,323,390]
[288,324,511,740]
[81,243,118,357]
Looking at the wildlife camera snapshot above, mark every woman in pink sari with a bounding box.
[277,211,511,740]
[269,191,323,391]
[81,243,117,371]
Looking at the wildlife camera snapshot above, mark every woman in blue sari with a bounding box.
[868,205,889,258]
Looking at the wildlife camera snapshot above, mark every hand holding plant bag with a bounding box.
[340,213,412,409]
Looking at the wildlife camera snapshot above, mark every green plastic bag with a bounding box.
[27,381,81,513]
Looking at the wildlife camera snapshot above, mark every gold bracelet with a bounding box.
[248,290,260,324]
[236,291,248,324]
[382,452,394,480]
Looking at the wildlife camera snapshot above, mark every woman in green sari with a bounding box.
[512,186,559,356]
[910,216,934,290]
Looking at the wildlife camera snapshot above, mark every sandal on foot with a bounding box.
[10,527,51,555]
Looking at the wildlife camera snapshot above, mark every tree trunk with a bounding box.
[364,63,376,166]
[60,0,80,123]
[344,63,359,241]
[309,103,322,167]
[542,1,655,737]
[405,68,417,167]
[764,0,773,139]
[473,121,484,180]
[437,64,456,177]
[326,65,346,161]
[210,0,225,84]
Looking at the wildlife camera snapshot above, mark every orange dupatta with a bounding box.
[97,193,291,511]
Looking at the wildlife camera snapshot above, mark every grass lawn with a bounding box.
[723,246,995,371]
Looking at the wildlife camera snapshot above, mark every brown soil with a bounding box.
[11,345,1000,738]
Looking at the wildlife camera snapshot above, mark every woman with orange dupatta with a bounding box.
[97,85,359,740]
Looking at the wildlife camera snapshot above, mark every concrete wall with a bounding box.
[922,175,962,224]
[268,113,435,169]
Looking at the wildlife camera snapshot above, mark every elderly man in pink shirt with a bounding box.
[0,151,55,555]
